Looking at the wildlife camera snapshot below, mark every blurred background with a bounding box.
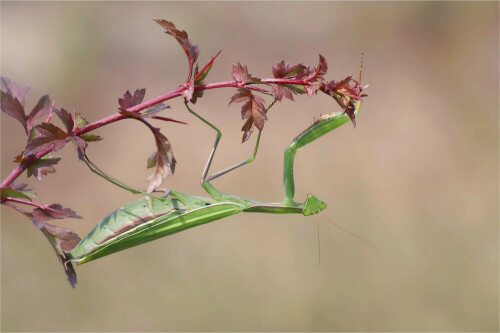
[1,2,498,331]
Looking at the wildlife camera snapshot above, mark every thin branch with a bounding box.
[2,197,62,214]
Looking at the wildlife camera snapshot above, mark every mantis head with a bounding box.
[302,194,327,216]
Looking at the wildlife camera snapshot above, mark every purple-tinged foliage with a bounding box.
[119,89,146,110]
[229,88,267,142]
[31,204,82,229]
[1,19,367,287]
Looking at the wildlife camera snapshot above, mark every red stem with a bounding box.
[0,76,314,190]
[194,50,222,82]
[2,196,62,213]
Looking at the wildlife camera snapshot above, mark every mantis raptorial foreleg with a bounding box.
[282,101,361,204]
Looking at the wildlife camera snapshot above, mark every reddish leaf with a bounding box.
[270,61,308,101]
[1,77,29,108]
[52,107,74,133]
[119,88,146,110]
[241,117,254,143]
[1,90,27,132]
[272,61,307,79]
[27,95,51,130]
[154,19,199,79]
[305,81,321,96]
[228,88,252,105]
[240,97,266,129]
[25,123,68,156]
[118,109,141,119]
[43,223,81,251]
[231,63,249,84]
[321,75,368,126]
[40,227,78,288]
[190,89,204,104]
[71,135,87,161]
[315,54,328,77]
[10,182,29,191]
[228,88,267,142]
[32,204,82,229]
[271,84,294,101]
[27,156,61,180]
[146,127,176,193]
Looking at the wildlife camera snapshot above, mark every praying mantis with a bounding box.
[61,98,363,286]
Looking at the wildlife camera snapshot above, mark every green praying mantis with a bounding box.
[60,98,363,287]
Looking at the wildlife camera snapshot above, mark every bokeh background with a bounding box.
[1,2,498,331]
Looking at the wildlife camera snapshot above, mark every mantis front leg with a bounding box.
[282,100,362,205]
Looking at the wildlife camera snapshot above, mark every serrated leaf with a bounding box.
[241,117,254,143]
[154,19,199,80]
[146,127,176,193]
[270,61,308,101]
[119,89,146,110]
[1,77,29,108]
[32,204,82,229]
[1,187,32,201]
[272,61,307,79]
[43,223,81,251]
[27,156,61,180]
[27,95,51,130]
[25,123,68,156]
[13,153,25,163]
[74,113,89,128]
[305,81,321,96]
[231,63,249,84]
[228,88,267,142]
[1,90,27,132]
[271,84,294,102]
[52,107,74,133]
[40,227,78,288]
[71,135,87,161]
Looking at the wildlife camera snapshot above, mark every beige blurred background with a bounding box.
[1,2,498,332]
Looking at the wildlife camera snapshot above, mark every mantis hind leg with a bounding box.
[183,101,263,200]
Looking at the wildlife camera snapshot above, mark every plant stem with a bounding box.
[0,76,316,189]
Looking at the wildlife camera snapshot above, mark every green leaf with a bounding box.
[74,113,89,128]
[80,134,102,142]
[1,187,31,201]
[195,62,212,84]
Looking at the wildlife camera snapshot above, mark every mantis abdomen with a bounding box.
[66,196,246,265]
